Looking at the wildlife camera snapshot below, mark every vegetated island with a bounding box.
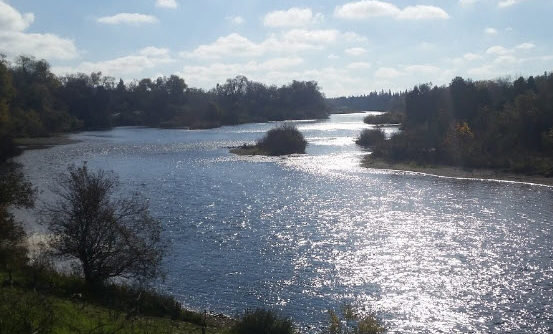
[230,124,307,156]
[356,72,553,185]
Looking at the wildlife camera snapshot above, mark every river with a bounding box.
[15,112,553,333]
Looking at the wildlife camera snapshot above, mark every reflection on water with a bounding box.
[16,112,553,333]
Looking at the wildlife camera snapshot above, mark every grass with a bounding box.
[0,286,220,334]
[0,269,232,334]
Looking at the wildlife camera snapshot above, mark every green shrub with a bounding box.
[230,309,295,334]
[257,124,307,156]
[355,129,386,148]
[327,305,385,334]
[0,288,54,334]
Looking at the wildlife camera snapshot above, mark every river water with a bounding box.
[15,112,553,333]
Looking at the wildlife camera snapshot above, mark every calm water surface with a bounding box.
[16,112,553,333]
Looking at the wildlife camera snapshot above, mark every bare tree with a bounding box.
[43,163,164,285]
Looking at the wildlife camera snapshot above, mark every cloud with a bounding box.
[497,0,524,8]
[0,1,77,60]
[464,53,482,61]
[52,47,173,77]
[486,45,511,55]
[180,57,304,86]
[181,30,360,59]
[516,42,535,50]
[374,67,402,79]
[228,16,244,25]
[156,0,178,9]
[486,43,535,57]
[347,62,372,70]
[345,47,367,56]
[485,27,498,35]
[334,1,448,20]
[97,13,158,25]
[396,6,449,20]
[264,7,323,28]
[404,64,440,75]
[0,1,34,31]
[459,0,480,6]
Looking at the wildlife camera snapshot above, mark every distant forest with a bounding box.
[0,56,328,162]
[371,73,553,176]
[326,90,405,113]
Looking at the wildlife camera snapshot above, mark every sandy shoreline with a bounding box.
[362,157,553,187]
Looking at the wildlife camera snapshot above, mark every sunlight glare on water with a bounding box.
[15,112,553,333]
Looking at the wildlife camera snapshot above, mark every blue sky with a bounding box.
[1,0,552,96]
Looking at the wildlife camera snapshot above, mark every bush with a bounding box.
[363,112,404,125]
[257,124,307,156]
[0,288,54,334]
[355,129,386,148]
[230,309,295,334]
[327,305,385,334]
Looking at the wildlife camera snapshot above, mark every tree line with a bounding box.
[327,90,405,113]
[0,55,328,162]
[371,72,553,176]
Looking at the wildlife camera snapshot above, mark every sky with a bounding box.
[0,0,552,97]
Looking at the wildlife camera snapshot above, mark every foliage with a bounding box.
[372,73,553,175]
[0,162,34,280]
[43,163,165,285]
[0,287,54,334]
[230,309,295,334]
[363,112,404,125]
[326,305,385,334]
[257,124,308,156]
[355,129,386,148]
[327,90,405,113]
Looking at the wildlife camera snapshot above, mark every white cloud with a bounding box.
[498,0,524,8]
[328,54,339,59]
[396,6,449,20]
[459,0,480,6]
[228,16,244,25]
[485,27,498,35]
[181,30,359,59]
[52,47,173,77]
[345,47,367,56]
[264,7,323,28]
[180,57,304,86]
[516,42,535,50]
[180,33,263,59]
[347,62,372,70]
[0,1,34,31]
[0,31,78,60]
[375,67,402,79]
[463,52,482,61]
[494,55,518,64]
[404,64,440,75]
[343,32,368,43]
[97,13,158,25]
[156,0,178,9]
[334,1,448,20]
[335,1,400,19]
[0,1,77,60]
[486,45,511,55]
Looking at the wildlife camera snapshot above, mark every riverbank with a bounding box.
[362,156,553,186]
[0,267,233,334]
[14,135,80,150]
